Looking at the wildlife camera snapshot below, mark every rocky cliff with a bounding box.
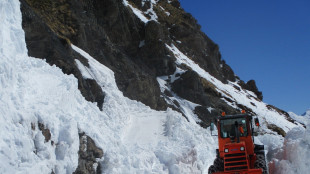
[20,0,264,127]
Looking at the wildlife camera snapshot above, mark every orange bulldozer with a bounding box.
[208,111,268,174]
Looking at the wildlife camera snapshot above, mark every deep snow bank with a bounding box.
[269,121,310,174]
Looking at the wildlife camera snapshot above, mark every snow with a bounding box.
[269,122,310,174]
[123,0,158,23]
[1,0,308,173]
[75,60,93,79]
[288,111,309,125]
[123,0,149,23]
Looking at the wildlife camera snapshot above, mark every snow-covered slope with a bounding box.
[288,109,310,125]
[0,1,216,173]
[1,0,309,174]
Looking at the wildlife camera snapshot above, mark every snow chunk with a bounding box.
[269,122,310,174]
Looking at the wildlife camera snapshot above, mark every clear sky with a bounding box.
[178,0,310,115]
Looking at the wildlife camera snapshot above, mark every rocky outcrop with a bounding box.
[267,124,286,137]
[73,132,103,174]
[238,79,263,101]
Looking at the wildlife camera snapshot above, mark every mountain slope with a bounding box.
[1,0,308,173]
[1,1,217,173]
[19,0,292,133]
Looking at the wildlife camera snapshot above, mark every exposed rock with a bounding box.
[172,70,210,106]
[267,124,286,137]
[73,132,103,174]
[172,70,238,125]
[239,80,263,100]
[266,105,296,125]
[20,0,167,111]
[38,122,51,142]
[194,106,217,128]
[170,0,181,8]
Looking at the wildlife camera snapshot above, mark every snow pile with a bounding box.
[0,0,81,173]
[0,0,218,173]
[269,121,310,174]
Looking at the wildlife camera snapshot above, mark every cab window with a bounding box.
[220,118,247,138]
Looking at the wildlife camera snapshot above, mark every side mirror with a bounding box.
[210,123,215,131]
[255,118,260,127]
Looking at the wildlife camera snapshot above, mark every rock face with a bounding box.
[73,133,103,174]
[20,0,245,112]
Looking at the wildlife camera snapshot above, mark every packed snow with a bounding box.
[269,122,310,174]
[1,0,309,173]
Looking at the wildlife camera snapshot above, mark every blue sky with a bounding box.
[179,0,310,114]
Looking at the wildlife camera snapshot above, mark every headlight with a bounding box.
[240,147,245,151]
[224,148,229,153]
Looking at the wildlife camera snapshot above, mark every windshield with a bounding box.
[220,117,248,138]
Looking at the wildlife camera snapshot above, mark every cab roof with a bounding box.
[218,114,251,120]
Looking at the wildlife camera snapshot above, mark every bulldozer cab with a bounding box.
[220,117,248,138]
[208,113,267,174]
[217,114,255,157]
